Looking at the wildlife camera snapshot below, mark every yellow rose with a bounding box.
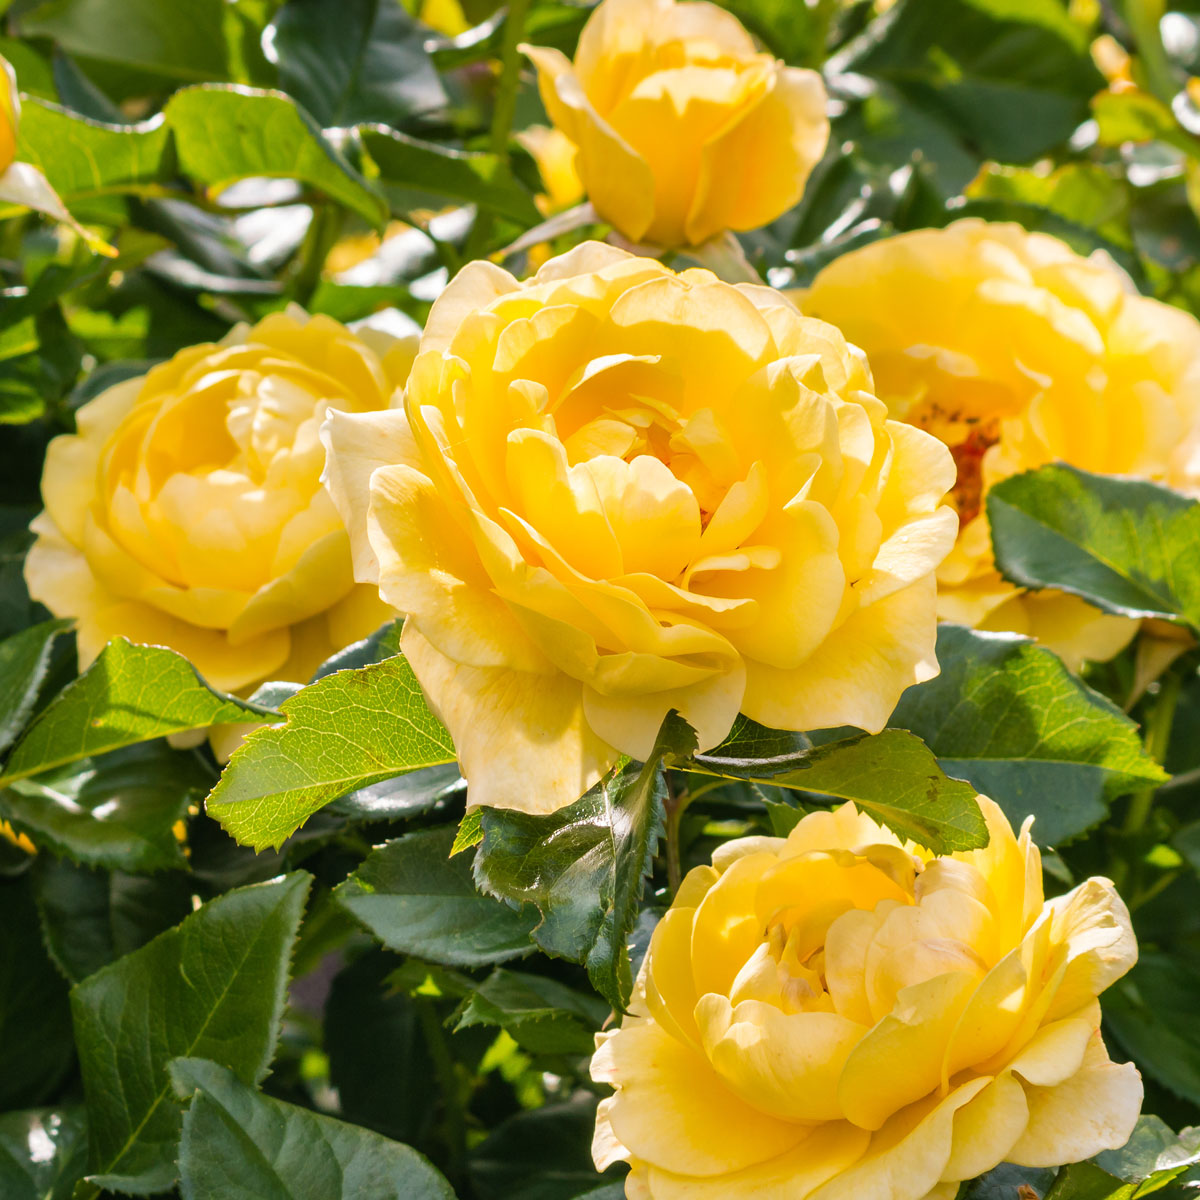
[593,798,1141,1200]
[516,125,585,217]
[1,54,19,176]
[322,242,957,813]
[804,220,1200,669]
[25,307,412,695]
[522,0,829,248]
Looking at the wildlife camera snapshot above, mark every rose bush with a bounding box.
[522,0,829,247]
[25,307,411,695]
[804,219,1200,668]
[322,242,958,812]
[594,797,1141,1200]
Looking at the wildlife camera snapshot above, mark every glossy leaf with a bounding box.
[988,465,1200,630]
[0,618,71,756]
[172,1058,456,1200]
[474,714,697,1010]
[207,652,455,850]
[691,727,987,852]
[891,625,1166,844]
[336,825,538,967]
[0,638,272,787]
[72,873,310,1194]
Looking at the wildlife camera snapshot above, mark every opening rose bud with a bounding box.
[521,0,829,248]
[594,797,1141,1200]
[321,242,959,814]
[804,219,1200,670]
[0,55,17,177]
[25,308,413,697]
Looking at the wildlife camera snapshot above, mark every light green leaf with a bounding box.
[207,652,454,851]
[474,714,698,1010]
[15,98,170,205]
[0,618,71,757]
[1,741,210,871]
[360,125,541,225]
[0,1108,88,1200]
[0,638,274,789]
[691,727,987,853]
[891,625,1166,845]
[336,826,538,967]
[171,1058,456,1200]
[164,85,389,229]
[987,464,1200,630]
[71,873,310,1195]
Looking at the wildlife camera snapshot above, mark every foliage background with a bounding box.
[2,0,1200,1197]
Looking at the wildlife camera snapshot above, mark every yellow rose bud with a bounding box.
[516,125,585,217]
[594,798,1141,1200]
[1,54,20,177]
[25,308,413,694]
[522,0,829,248]
[322,243,958,813]
[804,219,1200,669]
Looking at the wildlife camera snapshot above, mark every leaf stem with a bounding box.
[465,0,532,259]
[1122,0,1177,106]
[664,778,693,897]
[417,998,468,1191]
[1123,669,1181,836]
[290,203,344,307]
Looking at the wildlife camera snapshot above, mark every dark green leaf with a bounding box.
[361,125,541,225]
[0,1108,88,1200]
[0,638,273,788]
[171,1057,456,1200]
[72,873,310,1194]
[0,618,71,756]
[692,728,987,852]
[328,763,466,823]
[891,625,1166,845]
[1104,949,1200,1107]
[0,876,74,1109]
[961,1162,1057,1199]
[987,465,1200,631]
[325,951,439,1145]
[453,968,607,1056]
[164,85,389,229]
[1,741,210,871]
[207,652,454,851]
[474,714,697,1011]
[15,98,170,207]
[35,857,194,983]
[336,826,537,967]
[272,0,446,127]
[1043,1162,1132,1200]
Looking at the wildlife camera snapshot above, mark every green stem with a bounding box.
[418,999,468,1191]
[290,203,344,307]
[1122,0,1177,106]
[1123,669,1181,836]
[464,0,532,259]
[664,781,694,897]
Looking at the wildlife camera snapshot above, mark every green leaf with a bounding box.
[0,1108,88,1200]
[71,873,311,1195]
[207,652,455,851]
[324,951,440,1146]
[18,0,233,82]
[336,826,538,967]
[891,625,1166,845]
[1044,1162,1134,1200]
[271,0,446,127]
[360,125,541,225]
[987,465,1200,630]
[474,714,697,1011]
[0,638,273,788]
[0,618,71,757]
[1104,949,1200,1107]
[961,1163,1057,1199]
[453,968,607,1056]
[35,857,194,983]
[1094,1115,1200,1189]
[163,86,389,229]
[691,728,987,853]
[0,876,74,1110]
[1,742,211,871]
[15,98,170,208]
[171,1057,456,1200]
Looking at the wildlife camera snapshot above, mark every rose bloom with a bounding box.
[322,242,957,812]
[804,219,1200,669]
[594,798,1141,1200]
[522,0,829,248]
[25,308,410,696]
